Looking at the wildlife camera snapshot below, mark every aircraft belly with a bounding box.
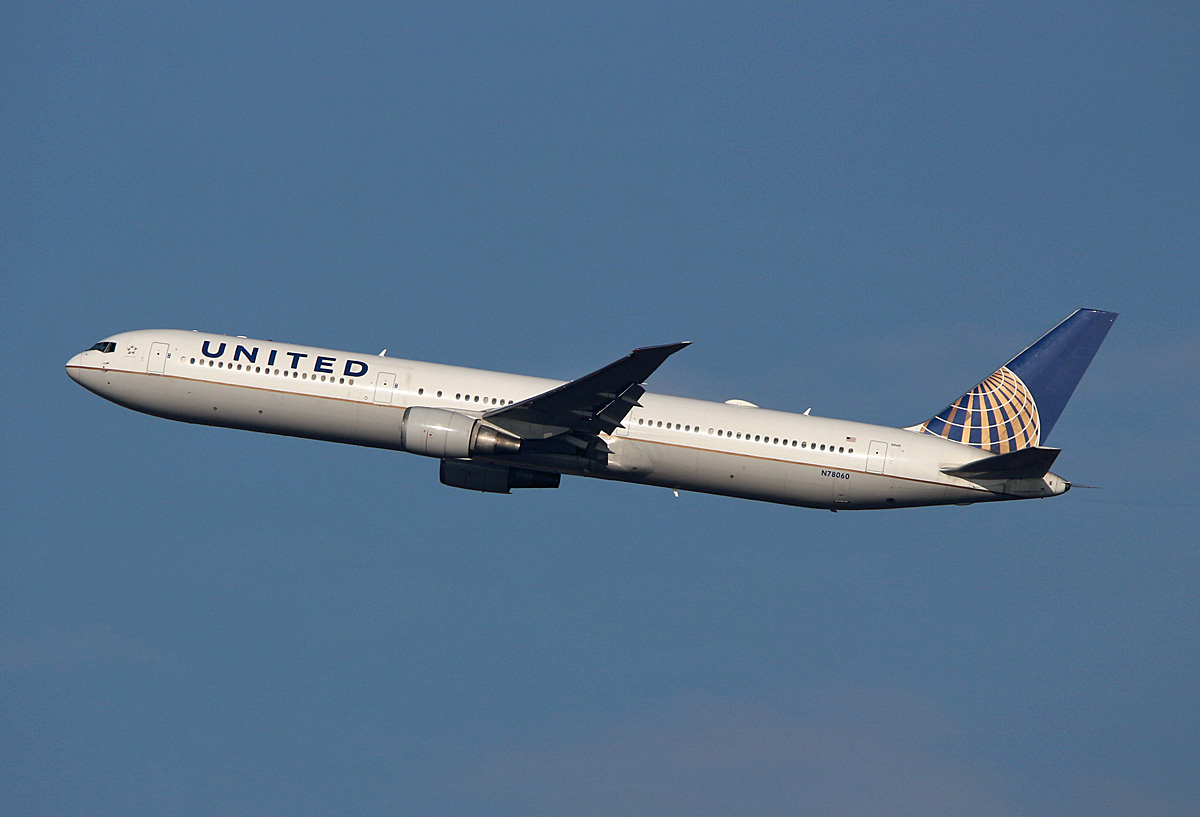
[643,442,698,486]
[676,448,811,507]
[677,451,848,509]
[85,369,411,450]
[602,437,655,477]
[609,438,1003,509]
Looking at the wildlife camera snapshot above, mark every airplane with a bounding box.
[65,308,1116,511]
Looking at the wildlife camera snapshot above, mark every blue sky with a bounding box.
[4,3,1197,815]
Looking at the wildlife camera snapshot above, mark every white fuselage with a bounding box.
[66,330,1070,510]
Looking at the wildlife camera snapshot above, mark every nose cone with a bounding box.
[65,352,85,383]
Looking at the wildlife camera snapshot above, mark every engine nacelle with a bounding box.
[400,407,521,459]
[440,460,561,493]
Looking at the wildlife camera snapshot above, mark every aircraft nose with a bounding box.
[66,352,85,383]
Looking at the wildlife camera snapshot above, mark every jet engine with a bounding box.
[439,459,560,493]
[399,407,522,458]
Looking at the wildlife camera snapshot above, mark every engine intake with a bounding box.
[400,407,521,458]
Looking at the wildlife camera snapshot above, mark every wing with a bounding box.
[483,342,690,443]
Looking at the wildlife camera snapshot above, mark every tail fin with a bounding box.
[912,308,1118,453]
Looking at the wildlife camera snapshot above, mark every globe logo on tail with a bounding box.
[918,366,1040,454]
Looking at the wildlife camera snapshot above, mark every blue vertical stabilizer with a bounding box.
[915,309,1118,453]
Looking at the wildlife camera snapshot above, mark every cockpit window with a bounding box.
[87,342,116,353]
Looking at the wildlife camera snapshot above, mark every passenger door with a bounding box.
[867,440,889,474]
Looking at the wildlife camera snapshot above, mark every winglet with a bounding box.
[622,341,692,382]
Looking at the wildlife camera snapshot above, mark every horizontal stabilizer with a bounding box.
[942,446,1061,480]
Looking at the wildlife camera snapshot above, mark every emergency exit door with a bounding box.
[147,342,168,375]
[374,372,397,404]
